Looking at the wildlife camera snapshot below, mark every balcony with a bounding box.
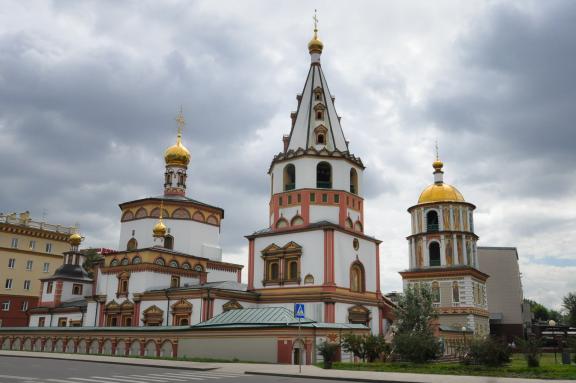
[316,181,332,189]
[284,183,295,191]
[427,223,439,232]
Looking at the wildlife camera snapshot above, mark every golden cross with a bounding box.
[175,106,185,135]
[435,139,439,160]
[313,9,318,31]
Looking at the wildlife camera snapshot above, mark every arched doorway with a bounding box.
[429,242,441,266]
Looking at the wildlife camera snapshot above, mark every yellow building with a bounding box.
[0,211,75,327]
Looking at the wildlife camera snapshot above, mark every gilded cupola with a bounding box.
[164,110,191,167]
[308,10,323,54]
[418,158,465,204]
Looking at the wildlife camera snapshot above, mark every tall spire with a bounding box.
[308,9,324,62]
[432,141,444,184]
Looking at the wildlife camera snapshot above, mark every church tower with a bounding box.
[246,20,394,334]
[400,155,490,336]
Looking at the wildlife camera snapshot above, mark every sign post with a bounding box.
[294,303,305,373]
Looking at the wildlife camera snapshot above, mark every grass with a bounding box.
[328,353,576,380]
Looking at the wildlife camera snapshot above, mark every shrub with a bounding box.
[392,332,440,363]
[462,337,511,367]
[516,337,542,367]
[341,333,366,362]
[317,341,339,369]
[341,333,390,363]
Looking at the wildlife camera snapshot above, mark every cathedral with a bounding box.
[26,24,395,335]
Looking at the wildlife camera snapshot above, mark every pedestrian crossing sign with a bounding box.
[294,303,305,319]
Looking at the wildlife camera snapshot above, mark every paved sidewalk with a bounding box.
[0,350,572,383]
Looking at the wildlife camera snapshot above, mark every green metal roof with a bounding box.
[193,307,314,328]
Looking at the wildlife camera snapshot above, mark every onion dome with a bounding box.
[418,159,465,203]
[69,232,82,247]
[153,220,167,238]
[308,30,323,54]
[164,131,190,167]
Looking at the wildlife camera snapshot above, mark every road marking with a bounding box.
[127,375,192,382]
[90,376,149,383]
[65,378,122,383]
[46,380,87,383]
[164,372,242,378]
[140,374,202,381]
[113,376,172,383]
[0,375,38,381]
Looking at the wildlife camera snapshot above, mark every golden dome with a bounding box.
[153,220,167,238]
[308,32,323,54]
[418,183,465,204]
[164,134,190,167]
[69,232,82,246]
[432,160,444,170]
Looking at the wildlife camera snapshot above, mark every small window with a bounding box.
[350,262,365,293]
[29,240,36,250]
[426,210,439,232]
[452,281,460,303]
[182,262,191,270]
[350,168,358,194]
[194,264,204,272]
[43,263,50,273]
[46,282,53,294]
[164,235,174,250]
[169,260,179,268]
[334,194,339,203]
[131,229,136,236]
[110,259,119,267]
[38,317,45,327]
[58,318,67,327]
[72,284,83,295]
[23,280,31,290]
[317,134,325,144]
[279,196,283,206]
[316,111,323,120]
[322,193,328,203]
[297,194,301,203]
[126,238,138,251]
[310,193,316,202]
[45,243,52,253]
[429,242,441,267]
[303,274,314,284]
[288,195,292,204]
[8,258,15,269]
[11,238,18,248]
[431,282,440,303]
[283,164,296,191]
[5,279,13,289]
[21,301,28,311]
[316,162,332,189]
[154,258,166,266]
[119,279,129,294]
[121,258,129,266]
[132,256,142,265]
[26,260,33,271]
[170,276,180,288]
[1,301,10,311]
[270,262,279,280]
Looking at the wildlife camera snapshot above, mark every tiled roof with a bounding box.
[193,307,313,328]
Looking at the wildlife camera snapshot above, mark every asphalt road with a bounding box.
[0,356,346,383]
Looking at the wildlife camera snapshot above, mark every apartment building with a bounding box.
[0,212,74,327]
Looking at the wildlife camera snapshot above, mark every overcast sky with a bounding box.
[1,0,575,310]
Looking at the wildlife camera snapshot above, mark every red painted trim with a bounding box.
[301,192,310,225]
[323,230,328,285]
[248,239,255,290]
[208,299,214,319]
[98,302,105,327]
[133,301,141,327]
[378,307,384,335]
[327,229,335,285]
[237,269,242,283]
[375,243,381,293]
[324,302,335,323]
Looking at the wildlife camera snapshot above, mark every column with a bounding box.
[423,236,429,267]
[440,235,446,266]
[452,234,458,265]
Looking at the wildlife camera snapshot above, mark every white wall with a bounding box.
[60,281,93,303]
[119,218,222,260]
[206,268,238,283]
[333,231,378,292]
[29,312,84,328]
[309,205,339,224]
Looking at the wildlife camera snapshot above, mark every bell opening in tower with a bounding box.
[426,210,439,232]
[316,162,332,189]
[429,242,441,266]
[283,164,296,191]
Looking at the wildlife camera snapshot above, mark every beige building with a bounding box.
[478,247,531,340]
[0,212,74,327]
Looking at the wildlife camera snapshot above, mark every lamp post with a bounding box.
[461,326,467,356]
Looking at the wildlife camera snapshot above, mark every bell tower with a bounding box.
[163,109,191,196]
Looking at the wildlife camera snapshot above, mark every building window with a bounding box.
[275,218,289,229]
[1,301,9,311]
[23,280,31,290]
[38,317,45,327]
[43,262,50,273]
[29,240,36,250]
[431,282,440,303]
[286,260,299,281]
[426,210,439,232]
[222,299,243,312]
[303,274,314,284]
[126,238,138,251]
[316,162,332,188]
[452,281,460,303]
[164,235,174,250]
[45,243,52,253]
[8,258,15,269]
[429,242,441,267]
[283,164,296,191]
[268,262,279,281]
[26,260,33,271]
[110,259,120,267]
[287,195,292,204]
[46,282,53,294]
[132,256,142,265]
[5,279,13,289]
[322,193,328,203]
[58,318,67,327]
[21,301,28,311]
[314,125,328,145]
[142,305,164,326]
[72,284,83,295]
[348,304,370,326]
[171,299,193,325]
[117,272,130,297]
[350,168,358,194]
[317,133,325,144]
[350,262,365,293]
[154,258,165,266]
[11,238,18,248]
[170,276,180,288]
[262,242,303,285]
[354,220,363,233]
[310,193,316,202]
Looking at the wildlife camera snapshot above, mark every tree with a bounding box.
[391,285,440,363]
[524,299,563,323]
[562,292,576,327]
[82,248,102,278]
[341,333,367,362]
[341,334,389,363]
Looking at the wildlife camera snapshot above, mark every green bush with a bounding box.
[516,337,542,368]
[392,332,440,363]
[317,341,339,369]
[341,333,389,363]
[462,337,511,367]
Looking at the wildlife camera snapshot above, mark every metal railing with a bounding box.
[427,223,439,232]
[284,183,295,191]
[316,181,332,189]
[0,213,74,234]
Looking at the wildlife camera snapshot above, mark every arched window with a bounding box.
[452,281,460,303]
[350,168,358,194]
[164,235,174,250]
[303,274,314,284]
[169,260,179,268]
[132,256,141,265]
[291,215,304,226]
[317,134,325,144]
[135,208,147,219]
[126,238,138,251]
[287,260,298,281]
[121,211,134,222]
[426,210,439,232]
[154,258,166,266]
[270,262,279,281]
[192,211,205,222]
[283,164,296,191]
[181,262,191,270]
[431,281,440,303]
[276,218,289,229]
[345,217,353,229]
[354,220,363,233]
[172,208,191,219]
[316,162,332,189]
[350,262,365,293]
[429,242,441,266]
[110,259,119,267]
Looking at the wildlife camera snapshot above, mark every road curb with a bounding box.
[245,371,413,383]
[0,352,217,371]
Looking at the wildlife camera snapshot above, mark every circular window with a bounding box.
[194,264,204,272]
[132,256,141,265]
[353,238,360,250]
[154,258,165,266]
[121,258,129,266]
[181,263,191,270]
[169,260,179,268]
[110,259,119,267]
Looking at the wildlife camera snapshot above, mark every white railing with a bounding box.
[0,214,74,234]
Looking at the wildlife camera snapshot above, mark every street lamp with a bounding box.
[461,326,468,354]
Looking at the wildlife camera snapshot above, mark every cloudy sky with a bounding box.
[1,0,575,310]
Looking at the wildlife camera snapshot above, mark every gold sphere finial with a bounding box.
[308,9,323,54]
[153,200,167,238]
[432,140,443,170]
[69,232,82,247]
[164,107,191,167]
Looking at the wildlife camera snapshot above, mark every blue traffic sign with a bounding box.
[294,303,305,319]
